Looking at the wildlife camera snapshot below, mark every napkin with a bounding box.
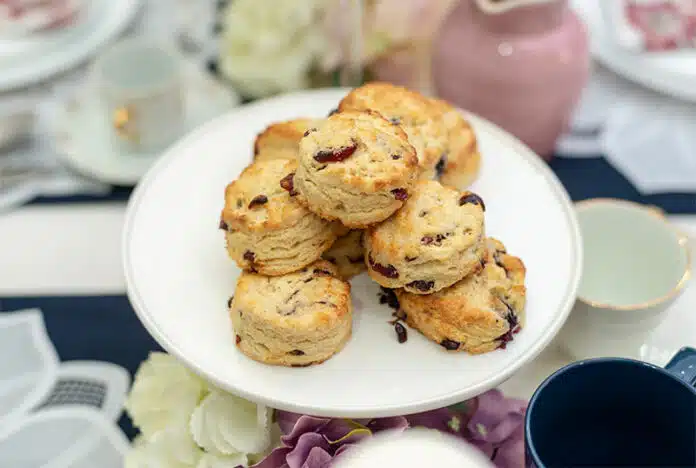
[557,64,696,195]
[0,0,82,39]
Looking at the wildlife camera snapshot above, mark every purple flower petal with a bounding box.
[286,433,331,468]
[281,416,331,447]
[300,446,334,468]
[365,416,409,433]
[334,443,356,457]
[491,427,525,468]
[277,411,306,435]
[251,446,292,468]
[466,390,526,443]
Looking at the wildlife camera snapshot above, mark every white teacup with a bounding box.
[90,38,184,154]
[557,198,691,360]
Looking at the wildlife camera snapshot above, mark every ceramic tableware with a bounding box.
[557,198,691,360]
[525,347,696,467]
[433,0,589,158]
[334,429,495,468]
[572,0,696,102]
[54,63,240,185]
[90,38,184,154]
[123,88,582,417]
[0,0,140,92]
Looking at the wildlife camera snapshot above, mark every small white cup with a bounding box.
[557,199,691,360]
[91,38,184,154]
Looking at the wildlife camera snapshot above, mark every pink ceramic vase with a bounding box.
[432,0,589,158]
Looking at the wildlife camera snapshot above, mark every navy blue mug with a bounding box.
[526,347,696,467]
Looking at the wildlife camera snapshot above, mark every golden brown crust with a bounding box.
[294,109,419,228]
[396,237,526,354]
[429,98,481,189]
[230,260,352,366]
[338,82,447,177]
[253,118,319,162]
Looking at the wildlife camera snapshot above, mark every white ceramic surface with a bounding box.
[572,0,696,102]
[54,65,239,186]
[556,199,691,360]
[334,429,495,468]
[122,88,582,417]
[0,0,140,92]
[91,39,184,153]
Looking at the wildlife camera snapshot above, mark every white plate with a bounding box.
[0,0,140,91]
[123,88,582,417]
[53,66,240,186]
[573,0,696,102]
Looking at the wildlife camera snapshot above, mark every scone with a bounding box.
[229,260,352,366]
[322,230,365,279]
[430,98,481,190]
[291,110,418,228]
[220,159,341,275]
[338,82,448,179]
[395,237,526,354]
[253,118,319,162]
[365,179,486,294]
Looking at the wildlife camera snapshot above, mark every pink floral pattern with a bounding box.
[626,0,696,50]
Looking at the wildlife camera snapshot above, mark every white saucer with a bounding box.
[123,88,582,418]
[53,67,240,186]
[572,0,696,102]
[501,216,696,400]
[0,0,140,92]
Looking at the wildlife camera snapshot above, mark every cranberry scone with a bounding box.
[395,237,527,354]
[291,110,418,228]
[229,260,352,367]
[321,229,366,279]
[253,118,320,162]
[220,159,341,275]
[365,179,486,294]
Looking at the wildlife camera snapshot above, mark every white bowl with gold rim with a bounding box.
[557,199,691,360]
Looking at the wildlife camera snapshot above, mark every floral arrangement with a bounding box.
[216,0,459,99]
[124,352,527,468]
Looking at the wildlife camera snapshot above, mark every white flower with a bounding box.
[218,0,331,98]
[190,389,272,457]
[125,352,206,437]
[196,453,249,468]
[124,424,203,468]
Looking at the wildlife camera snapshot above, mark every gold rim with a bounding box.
[574,198,692,311]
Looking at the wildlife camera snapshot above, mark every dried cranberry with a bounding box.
[440,339,460,350]
[219,219,228,230]
[459,193,485,211]
[243,251,255,262]
[248,194,268,209]
[394,322,408,343]
[226,296,234,308]
[392,154,401,160]
[280,173,297,196]
[435,154,447,179]
[390,117,401,125]
[405,256,418,262]
[369,256,399,279]
[497,329,516,349]
[378,287,400,310]
[235,334,241,344]
[288,349,305,356]
[421,236,434,245]
[313,268,333,277]
[291,362,313,368]
[391,188,408,201]
[314,142,358,163]
[407,280,435,292]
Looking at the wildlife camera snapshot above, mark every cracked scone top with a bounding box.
[338,82,448,179]
[396,237,527,355]
[365,179,486,294]
[229,260,352,367]
[221,158,340,275]
[292,109,418,228]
